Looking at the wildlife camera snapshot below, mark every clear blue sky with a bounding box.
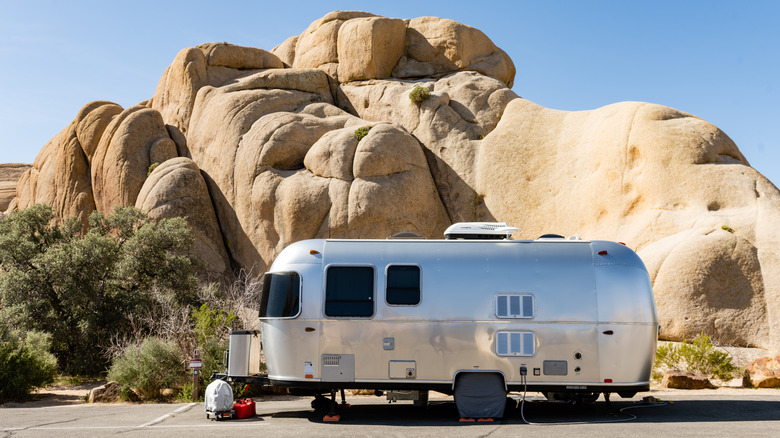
[1,1,778,186]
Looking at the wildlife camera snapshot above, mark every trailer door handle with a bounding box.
[602,330,614,335]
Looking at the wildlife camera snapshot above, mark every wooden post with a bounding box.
[191,349,201,402]
[193,369,199,402]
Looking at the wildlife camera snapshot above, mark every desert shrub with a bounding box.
[653,333,738,381]
[108,337,187,401]
[0,330,57,402]
[176,381,197,402]
[354,126,370,141]
[192,303,235,394]
[408,85,430,104]
[0,204,199,375]
[147,162,159,176]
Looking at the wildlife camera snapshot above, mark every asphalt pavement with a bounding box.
[2,388,779,437]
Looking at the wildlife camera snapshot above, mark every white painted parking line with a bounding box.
[140,402,197,427]
[20,423,269,430]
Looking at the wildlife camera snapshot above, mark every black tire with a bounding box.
[311,396,330,411]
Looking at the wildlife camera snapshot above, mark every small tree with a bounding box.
[0,204,199,375]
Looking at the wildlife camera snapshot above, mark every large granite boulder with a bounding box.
[288,11,515,87]
[136,157,230,277]
[13,101,122,225]
[476,99,780,348]
[91,105,178,215]
[150,43,285,136]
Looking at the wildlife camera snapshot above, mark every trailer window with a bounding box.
[386,265,421,305]
[325,266,374,317]
[496,331,535,357]
[259,272,301,318]
[495,293,534,319]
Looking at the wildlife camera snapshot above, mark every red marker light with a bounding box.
[604,379,613,383]
[598,250,608,255]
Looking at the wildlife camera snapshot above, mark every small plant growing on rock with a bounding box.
[653,333,738,382]
[409,86,430,105]
[147,162,159,176]
[355,127,370,141]
[721,225,734,233]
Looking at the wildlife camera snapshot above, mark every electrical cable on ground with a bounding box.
[517,374,669,425]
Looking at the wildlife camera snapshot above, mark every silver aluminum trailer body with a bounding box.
[255,237,658,399]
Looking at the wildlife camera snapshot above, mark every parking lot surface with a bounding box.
[2,388,780,437]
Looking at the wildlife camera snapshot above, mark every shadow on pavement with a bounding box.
[267,398,780,426]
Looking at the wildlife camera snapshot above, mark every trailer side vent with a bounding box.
[323,355,341,366]
[495,294,534,319]
[495,331,535,356]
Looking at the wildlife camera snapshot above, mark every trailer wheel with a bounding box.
[311,394,330,411]
[454,372,507,419]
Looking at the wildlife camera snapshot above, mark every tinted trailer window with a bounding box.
[386,265,421,305]
[259,272,301,318]
[325,266,374,317]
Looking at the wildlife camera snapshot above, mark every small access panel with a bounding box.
[321,354,355,382]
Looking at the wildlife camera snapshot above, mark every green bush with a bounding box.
[408,86,430,104]
[0,330,57,402]
[354,126,370,141]
[107,337,187,401]
[192,303,235,395]
[654,333,738,381]
[147,162,159,176]
[0,204,199,375]
[176,381,197,402]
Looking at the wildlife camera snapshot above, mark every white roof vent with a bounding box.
[444,222,520,240]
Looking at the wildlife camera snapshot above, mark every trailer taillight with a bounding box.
[598,250,608,255]
[604,379,613,383]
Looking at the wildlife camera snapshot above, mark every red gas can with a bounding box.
[233,398,256,419]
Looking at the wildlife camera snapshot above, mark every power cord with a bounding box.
[517,374,669,425]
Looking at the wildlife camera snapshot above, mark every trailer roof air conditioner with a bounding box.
[443,222,520,240]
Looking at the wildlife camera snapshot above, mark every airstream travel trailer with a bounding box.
[220,223,659,420]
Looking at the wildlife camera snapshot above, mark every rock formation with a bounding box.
[744,355,780,388]
[4,11,780,350]
[477,100,780,348]
[0,163,31,213]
